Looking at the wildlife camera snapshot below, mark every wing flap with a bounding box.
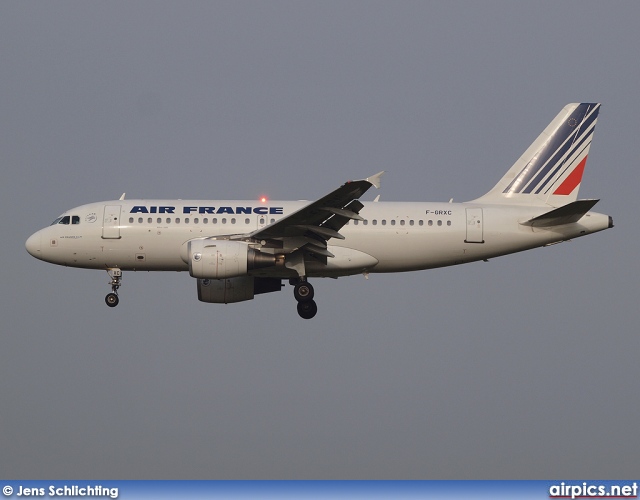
[304,242,335,258]
[319,206,365,221]
[293,225,345,240]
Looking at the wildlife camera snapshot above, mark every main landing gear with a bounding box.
[293,279,317,319]
[105,268,122,308]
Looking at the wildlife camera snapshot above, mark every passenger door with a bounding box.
[465,208,484,243]
[102,205,121,239]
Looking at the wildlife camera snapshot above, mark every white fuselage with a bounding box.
[23,104,613,318]
[25,199,611,278]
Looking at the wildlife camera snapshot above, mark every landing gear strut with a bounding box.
[292,279,317,319]
[105,268,122,308]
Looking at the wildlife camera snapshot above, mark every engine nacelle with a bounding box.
[187,239,275,279]
[197,276,282,303]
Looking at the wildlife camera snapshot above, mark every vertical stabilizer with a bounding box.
[473,103,601,206]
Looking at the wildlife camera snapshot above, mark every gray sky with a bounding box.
[1,1,638,479]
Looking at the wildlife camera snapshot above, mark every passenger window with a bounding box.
[409,220,414,226]
[157,218,162,224]
[213,218,218,224]
[231,218,236,224]
[194,218,199,224]
[203,218,208,224]
[129,217,134,223]
[175,218,180,224]
[400,220,405,226]
[372,220,377,225]
[428,220,433,226]
[245,218,250,224]
[382,220,386,225]
[72,216,80,225]
[353,220,359,225]
[391,220,396,226]
[166,218,171,224]
[419,220,424,226]
[363,220,368,225]
[438,220,442,226]
[138,217,143,223]
[185,218,190,224]
[447,220,452,226]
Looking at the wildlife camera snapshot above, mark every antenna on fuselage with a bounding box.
[119,193,126,200]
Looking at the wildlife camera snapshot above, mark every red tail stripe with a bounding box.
[553,155,588,195]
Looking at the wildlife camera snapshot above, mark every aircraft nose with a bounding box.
[25,232,42,258]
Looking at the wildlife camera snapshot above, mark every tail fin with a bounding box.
[473,103,601,206]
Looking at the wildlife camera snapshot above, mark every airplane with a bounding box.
[26,103,612,319]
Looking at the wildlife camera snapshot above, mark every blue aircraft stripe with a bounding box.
[523,104,599,194]
[541,140,593,195]
[503,103,599,194]
[534,129,594,195]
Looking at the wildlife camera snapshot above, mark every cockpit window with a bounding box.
[49,215,80,225]
[50,216,72,225]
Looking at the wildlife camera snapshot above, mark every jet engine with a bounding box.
[187,239,275,279]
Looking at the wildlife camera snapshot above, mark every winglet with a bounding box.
[366,171,385,189]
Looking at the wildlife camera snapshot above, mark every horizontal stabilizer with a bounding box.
[521,199,599,227]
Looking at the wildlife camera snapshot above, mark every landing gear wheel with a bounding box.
[105,293,119,307]
[297,299,318,319]
[294,281,314,302]
[105,268,122,308]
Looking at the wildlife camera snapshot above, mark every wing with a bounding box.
[249,171,384,258]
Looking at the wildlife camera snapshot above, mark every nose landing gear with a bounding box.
[293,279,317,319]
[105,293,119,307]
[105,268,122,308]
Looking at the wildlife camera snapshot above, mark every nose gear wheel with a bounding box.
[105,268,122,308]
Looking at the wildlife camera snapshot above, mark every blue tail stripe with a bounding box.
[523,105,599,194]
[541,140,592,195]
[503,103,599,194]
[534,128,594,195]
